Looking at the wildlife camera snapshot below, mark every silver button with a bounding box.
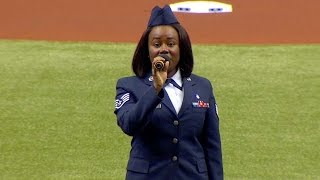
[172,138,178,144]
[172,156,178,161]
[173,120,179,126]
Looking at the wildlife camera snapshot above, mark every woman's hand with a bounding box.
[152,56,169,93]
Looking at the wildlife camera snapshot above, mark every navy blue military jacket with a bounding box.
[114,73,223,180]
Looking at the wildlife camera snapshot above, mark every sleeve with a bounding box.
[203,82,224,180]
[114,78,164,136]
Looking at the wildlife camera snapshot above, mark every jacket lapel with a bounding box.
[162,90,177,115]
[143,74,177,115]
[178,76,196,117]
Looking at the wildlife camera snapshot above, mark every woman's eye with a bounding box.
[154,43,160,47]
[168,42,175,47]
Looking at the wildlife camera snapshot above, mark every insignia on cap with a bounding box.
[147,5,180,27]
[115,93,130,109]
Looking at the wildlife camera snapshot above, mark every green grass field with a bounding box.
[0,39,319,179]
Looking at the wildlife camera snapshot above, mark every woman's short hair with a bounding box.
[132,24,194,78]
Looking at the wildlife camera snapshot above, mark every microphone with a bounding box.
[154,54,171,70]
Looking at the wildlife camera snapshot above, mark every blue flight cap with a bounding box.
[147,5,180,27]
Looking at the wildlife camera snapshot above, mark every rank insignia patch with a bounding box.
[115,93,130,109]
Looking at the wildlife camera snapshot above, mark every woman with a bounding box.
[114,5,223,180]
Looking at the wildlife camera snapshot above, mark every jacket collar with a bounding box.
[144,72,196,117]
[143,70,193,85]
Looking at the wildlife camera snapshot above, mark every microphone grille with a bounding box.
[158,54,170,61]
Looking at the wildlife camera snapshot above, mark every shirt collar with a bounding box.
[170,69,182,87]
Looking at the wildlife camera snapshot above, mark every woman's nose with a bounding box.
[159,44,169,54]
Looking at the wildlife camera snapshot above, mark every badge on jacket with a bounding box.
[192,100,210,108]
[192,93,209,108]
[156,103,162,109]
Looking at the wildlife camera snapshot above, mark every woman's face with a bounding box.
[148,25,180,76]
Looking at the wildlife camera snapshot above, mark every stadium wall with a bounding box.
[0,0,319,44]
